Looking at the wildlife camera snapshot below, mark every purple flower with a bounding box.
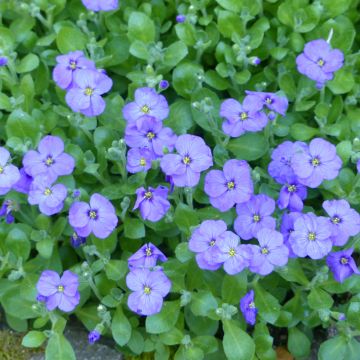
[128,243,167,269]
[36,270,80,312]
[125,115,176,156]
[88,330,101,344]
[123,87,169,124]
[0,56,8,66]
[250,57,261,66]
[245,91,289,116]
[322,199,360,246]
[214,231,251,275]
[81,0,118,11]
[72,189,81,198]
[326,249,360,283]
[69,193,118,239]
[12,168,32,194]
[219,96,268,138]
[0,147,20,195]
[296,39,344,88]
[66,69,113,117]
[289,213,332,259]
[36,294,47,302]
[204,159,253,212]
[133,186,170,222]
[126,148,155,174]
[0,200,15,224]
[278,177,307,212]
[52,51,95,90]
[23,136,75,183]
[159,80,169,89]
[280,212,302,258]
[292,138,342,188]
[176,14,186,23]
[248,229,289,275]
[160,135,213,188]
[357,159,360,173]
[126,268,171,316]
[188,220,227,271]
[234,194,276,240]
[28,178,67,216]
[70,232,86,248]
[268,141,307,184]
[240,290,257,326]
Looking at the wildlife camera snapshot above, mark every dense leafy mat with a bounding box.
[0,0,359,359]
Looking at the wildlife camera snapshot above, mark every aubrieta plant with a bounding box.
[0,1,360,360]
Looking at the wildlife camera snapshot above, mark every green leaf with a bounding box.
[164,100,194,134]
[146,301,180,334]
[56,27,86,53]
[328,68,355,95]
[227,133,269,161]
[174,203,199,235]
[223,320,255,360]
[216,0,243,12]
[36,237,54,259]
[287,327,311,358]
[128,12,155,44]
[129,40,149,60]
[221,273,247,304]
[105,260,128,281]
[5,228,31,261]
[308,288,334,310]
[22,331,47,348]
[45,333,76,360]
[124,217,145,239]
[172,62,203,98]
[318,336,347,360]
[111,305,132,346]
[5,109,40,143]
[16,53,39,73]
[191,291,218,317]
[290,123,318,141]
[163,41,188,68]
[217,10,244,38]
[175,23,197,46]
[253,284,281,324]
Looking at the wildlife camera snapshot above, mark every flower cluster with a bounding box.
[220,90,288,138]
[126,243,171,316]
[53,51,112,116]
[189,220,289,276]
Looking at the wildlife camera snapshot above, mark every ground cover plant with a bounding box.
[0,0,360,359]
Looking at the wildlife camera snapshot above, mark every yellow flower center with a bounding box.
[45,157,54,166]
[308,232,316,241]
[69,60,77,70]
[84,87,94,96]
[140,158,146,166]
[331,216,341,224]
[144,286,151,294]
[248,301,255,309]
[261,247,269,255]
[253,214,260,222]
[57,285,64,292]
[183,156,191,165]
[145,247,152,256]
[240,112,248,120]
[265,97,272,104]
[317,59,325,67]
[340,257,348,265]
[229,248,236,257]
[144,191,153,199]
[227,181,235,190]
[147,132,155,140]
[141,105,150,114]
[44,188,52,196]
[89,210,97,219]
[311,158,320,167]
[287,184,297,193]
[0,166,3,174]
[209,240,216,247]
